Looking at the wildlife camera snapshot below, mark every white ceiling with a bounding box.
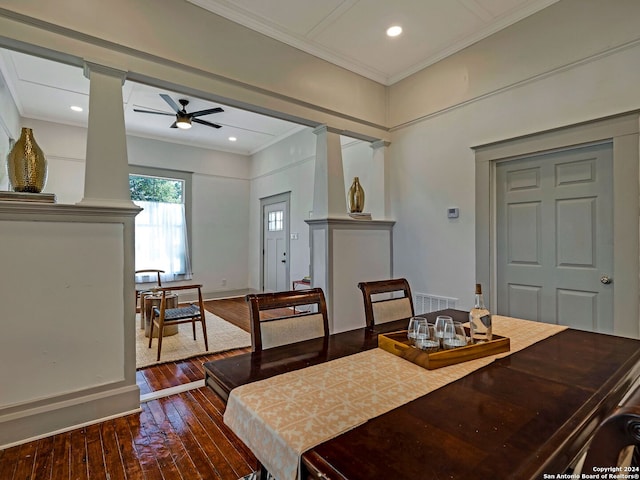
[188,0,559,85]
[0,0,558,155]
[0,49,304,155]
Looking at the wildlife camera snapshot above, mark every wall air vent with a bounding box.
[414,293,458,313]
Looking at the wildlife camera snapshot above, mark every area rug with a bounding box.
[136,311,251,369]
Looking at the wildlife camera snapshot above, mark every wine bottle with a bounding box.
[469,283,492,342]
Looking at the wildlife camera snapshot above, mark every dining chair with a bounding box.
[135,268,164,316]
[245,288,329,352]
[577,383,640,473]
[357,278,415,328]
[148,284,208,361]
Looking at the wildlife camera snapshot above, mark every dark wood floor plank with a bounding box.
[183,389,255,477]
[197,387,257,463]
[98,421,126,480]
[69,428,89,480]
[136,403,183,480]
[84,423,107,480]
[142,362,174,391]
[162,392,239,479]
[12,440,37,480]
[0,443,20,480]
[159,362,191,386]
[32,436,55,480]
[126,411,164,480]
[112,415,145,480]
[136,370,152,395]
[146,397,210,480]
[51,432,71,479]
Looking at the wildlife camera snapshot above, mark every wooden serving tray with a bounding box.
[378,329,510,370]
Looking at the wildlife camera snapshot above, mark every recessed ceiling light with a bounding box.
[386,25,402,37]
[228,137,237,142]
[70,105,83,112]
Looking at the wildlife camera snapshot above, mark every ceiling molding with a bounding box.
[187,0,561,86]
[186,0,390,84]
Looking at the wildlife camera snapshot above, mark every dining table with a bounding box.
[203,309,640,480]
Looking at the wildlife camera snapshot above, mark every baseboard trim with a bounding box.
[0,384,140,448]
[140,379,205,403]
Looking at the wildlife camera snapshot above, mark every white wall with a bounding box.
[248,129,382,290]
[389,36,640,311]
[0,66,21,190]
[18,119,253,296]
[249,128,317,288]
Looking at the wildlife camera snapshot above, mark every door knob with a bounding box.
[600,275,612,284]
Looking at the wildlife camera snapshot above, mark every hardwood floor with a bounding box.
[203,297,252,332]
[1,348,257,480]
[0,297,286,479]
[0,385,258,480]
[136,348,249,395]
[203,295,300,333]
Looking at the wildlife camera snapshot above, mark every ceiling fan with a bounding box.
[133,93,224,130]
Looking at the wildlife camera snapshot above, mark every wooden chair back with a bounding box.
[579,384,640,473]
[148,284,208,361]
[357,278,415,328]
[245,288,329,352]
[135,269,164,286]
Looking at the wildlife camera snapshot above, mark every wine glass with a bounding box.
[434,315,454,346]
[415,322,439,352]
[442,321,468,349]
[407,316,427,343]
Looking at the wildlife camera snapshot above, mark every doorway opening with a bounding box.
[260,192,291,292]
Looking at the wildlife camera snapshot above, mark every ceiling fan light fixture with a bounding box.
[176,116,192,129]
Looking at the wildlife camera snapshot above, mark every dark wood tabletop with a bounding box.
[204,309,471,402]
[203,310,640,479]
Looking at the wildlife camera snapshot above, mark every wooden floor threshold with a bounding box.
[139,379,205,403]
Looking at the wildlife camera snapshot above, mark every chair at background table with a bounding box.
[576,383,640,473]
[135,269,164,317]
[246,288,329,352]
[357,278,415,328]
[148,284,208,361]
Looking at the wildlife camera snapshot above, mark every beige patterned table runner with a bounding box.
[224,316,566,480]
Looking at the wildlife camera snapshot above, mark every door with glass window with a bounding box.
[262,199,289,292]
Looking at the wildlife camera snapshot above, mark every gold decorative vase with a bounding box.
[348,176,365,213]
[8,127,48,193]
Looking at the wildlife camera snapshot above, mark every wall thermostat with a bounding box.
[447,207,459,219]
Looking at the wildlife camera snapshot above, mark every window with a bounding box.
[129,168,192,282]
[268,210,284,231]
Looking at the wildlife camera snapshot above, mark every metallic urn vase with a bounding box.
[8,127,48,193]
[347,176,365,213]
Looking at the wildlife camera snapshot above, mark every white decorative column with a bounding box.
[79,62,135,208]
[371,140,391,219]
[308,127,395,333]
[312,125,347,219]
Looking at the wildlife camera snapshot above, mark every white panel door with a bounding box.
[496,143,613,332]
[263,201,288,292]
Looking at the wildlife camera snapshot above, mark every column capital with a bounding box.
[312,124,343,136]
[370,140,391,149]
[83,61,127,85]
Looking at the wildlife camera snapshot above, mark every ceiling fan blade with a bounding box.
[190,107,224,118]
[160,94,181,113]
[133,108,175,116]
[193,118,222,129]
[169,122,178,128]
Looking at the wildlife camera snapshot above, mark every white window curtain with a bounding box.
[134,200,192,282]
